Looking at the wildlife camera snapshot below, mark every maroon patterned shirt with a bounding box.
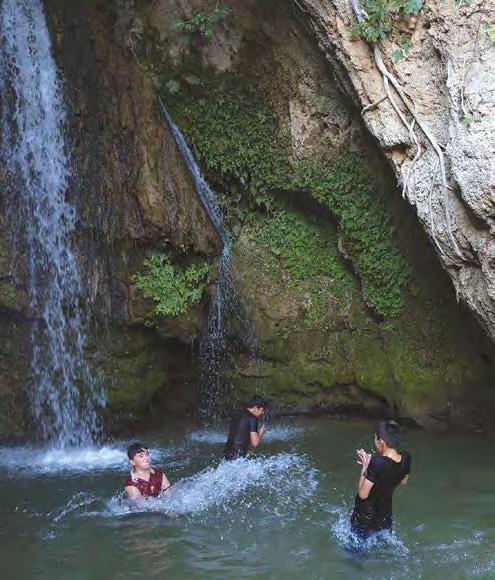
[125,469,163,498]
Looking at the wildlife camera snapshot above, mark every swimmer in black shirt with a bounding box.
[224,395,267,460]
[350,420,411,539]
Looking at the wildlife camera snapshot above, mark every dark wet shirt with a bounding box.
[224,410,259,459]
[125,469,163,498]
[351,452,411,531]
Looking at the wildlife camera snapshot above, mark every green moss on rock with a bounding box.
[163,73,409,318]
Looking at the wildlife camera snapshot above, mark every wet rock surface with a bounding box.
[1,0,494,437]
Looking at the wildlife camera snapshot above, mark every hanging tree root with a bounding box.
[350,0,464,260]
[361,94,387,114]
[428,160,444,256]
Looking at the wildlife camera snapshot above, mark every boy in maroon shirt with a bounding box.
[125,443,172,500]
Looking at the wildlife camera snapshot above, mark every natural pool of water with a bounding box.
[1,417,494,579]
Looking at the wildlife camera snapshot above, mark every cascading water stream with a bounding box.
[0,0,105,447]
[156,99,228,245]
[158,98,252,416]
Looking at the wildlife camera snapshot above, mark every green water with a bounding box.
[0,417,494,579]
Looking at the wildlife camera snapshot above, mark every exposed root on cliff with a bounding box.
[361,94,387,114]
[428,161,443,255]
[350,0,464,261]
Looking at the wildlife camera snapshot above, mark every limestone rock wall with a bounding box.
[123,0,495,428]
[49,0,221,426]
[295,0,495,340]
[1,0,494,437]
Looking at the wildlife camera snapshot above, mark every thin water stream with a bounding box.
[1,417,493,579]
[158,98,254,415]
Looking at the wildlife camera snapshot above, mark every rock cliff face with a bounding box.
[295,0,495,340]
[48,0,223,426]
[122,0,495,427]
[0,0,494,438]
[0,0,220,438]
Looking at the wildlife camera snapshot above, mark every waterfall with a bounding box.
[158,99,244,416]
[0,0,105,446]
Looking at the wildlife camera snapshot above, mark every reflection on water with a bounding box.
[1,418,494,579]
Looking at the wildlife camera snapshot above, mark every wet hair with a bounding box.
[376,420,401,449]
[127,442,148,460]
[246,395,267,409]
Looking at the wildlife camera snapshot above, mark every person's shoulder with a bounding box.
[248,413,258,428]
[400,450,412,469]
[125,474,135,486]
[370,455,387,467]
[367,455,389,475]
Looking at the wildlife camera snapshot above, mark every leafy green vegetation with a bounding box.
[248,207,356,329]
[484,20,495,41]
[171,3,229,46]
[353,0,423,61]
[165,76,291,210]
[253,209,352,290]
[134,254,209,317]
[295,159,410,317]
[163,74,410,318]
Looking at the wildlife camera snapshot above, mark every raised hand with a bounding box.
[356,448,372,473]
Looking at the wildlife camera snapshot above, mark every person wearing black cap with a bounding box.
[224,395,268,460]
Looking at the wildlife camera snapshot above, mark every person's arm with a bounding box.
[250,424,266,448]
[400,452,411,486]
[125,485,147,509]
[356,448,374,500]
[125,485,141,499]
[161,472,172,493]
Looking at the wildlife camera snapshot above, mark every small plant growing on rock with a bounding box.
[134,254,210,317]
[352,0,422,61]
[353,0,422,43]
[484,20,495,40]
[171,3,229,46]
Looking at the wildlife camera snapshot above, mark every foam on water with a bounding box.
[424,529,485,567]
[0,428,305,475]
[330,503,410,556]
[470,559,495,577]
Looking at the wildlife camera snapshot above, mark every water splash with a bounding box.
[330,502,409,555]
[0,0,105,446]
[188,424,306,445]
[0,446,127,475]
[101,453,318,519]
